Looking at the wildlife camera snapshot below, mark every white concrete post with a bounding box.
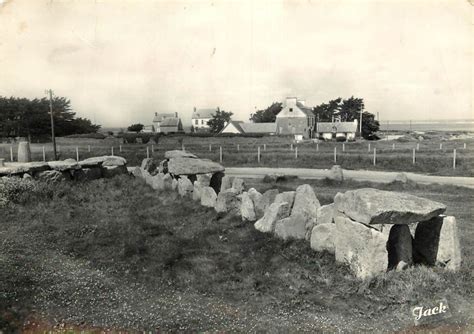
[453,149,456,169]
[416,143,420,151]
[181,143,185,151]
[440,143,443,150]
[257,146,261,163]
[291,143,293,151]
[88,145,91,152]
[42,146,46,162]
[146,146,150,159]
[237,144,240,151]
[412,148,416,165]
[264,143,266,151]
[392,143,395,150]
[463,143,466,149]
[334,146,337,163]
[219,146,222,163]
[119,145,122,152]
[316,143,319,152]
[111,146,114,156]
[76,146,79,161]
[373,148,376,166]
[10,146,13,161]
[342,143,345,152]
[368,143,371,152]
[295,147,298,159]
[152,144,154,152]
[209,144,212,152]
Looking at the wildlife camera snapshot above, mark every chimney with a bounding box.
[297,99,306,106]
[286,97,297,106]
[193,107,196,112]
[155,112,158,116]
[175,112,178,118]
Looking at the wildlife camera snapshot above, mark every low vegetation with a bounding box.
[1,176,472,332]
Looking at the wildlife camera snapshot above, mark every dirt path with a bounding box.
[224,167,474,189]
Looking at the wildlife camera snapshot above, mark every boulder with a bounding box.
[240,192,256,222]
[79,156,127,168]
[334,216,388,279]
[255,189,279,218]
[141,158,157,174]
[163,173,173,190]
[215,188,241,214]
[141,170,154,186]
[274,191,296,208]
[334,188,446,226]
[387,225,413,270]
[77,167,102,181]
[316,204,337,225]
[200,186,217,208]
[413,216,461,271]
[164,150,198,159]
[393,172,408,184]
[328,165,343,182]
[130,167,142,178]
[102,165,128,178]
[310,223,336,254]
[231,178,245,194]
[17,142,32,163]
[0,162,50,176]
[36,170,66,183]
[177,176,194,197]
[291,184,320,239]
[193,181,203,201]
[48,159,80,172]
[274,213,307,240]
[196,173,212,187]
[220,175,233,193]
[23,173,33,180]
[167,157,224,175]
[247,188,262,208]
[150,173,164,190]
[171,178,178,191]
[254,202,291,233]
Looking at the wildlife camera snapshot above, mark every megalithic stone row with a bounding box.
[17,141,32,163]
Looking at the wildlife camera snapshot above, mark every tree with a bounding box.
[127,123,144,133]
[250,102,282,123]
[207,109,233,133]
[313,96,379,139]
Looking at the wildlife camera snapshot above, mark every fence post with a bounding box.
[76,146,79,161]
[219,146,222,163]
[342,143,345,152]
[146,146,150,159]
[295,147,298,159]
[440,143,443,150]
[412,148,416,165]
[392,143,395,150]
[290,143,293,151]
[151,144,154,152]
[463,143,466,149]
[42,146,46,162]
[416,143,420,151]
[88,145,91,152]
[181,143,185,151]
[334,146,337,163]
[119,145,122,152]
[209,144,212,152]
[237,144,240,151]
[264,143,266,151]
[368,143,371,152]
[10,146,13,161]
[373,148,376,166]
[111,147,114,156]
[453,149,456,169]
[257,146,261,163]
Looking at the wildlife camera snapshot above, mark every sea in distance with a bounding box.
[379,119,474,132]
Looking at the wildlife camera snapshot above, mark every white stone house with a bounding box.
[275,97,315,139]
[191,107,217,132]
[316,119,358,141]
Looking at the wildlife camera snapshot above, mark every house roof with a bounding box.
[192,109,216,119]
[153,113,176,122]
[161,118,180,127]
[240,122,277,133]
[296,102,315,117]
[317,121,358,133]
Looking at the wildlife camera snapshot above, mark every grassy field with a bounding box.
[1,175,472,332]
[1,132,473,177]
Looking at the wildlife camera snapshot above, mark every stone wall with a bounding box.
[133,151,462,280]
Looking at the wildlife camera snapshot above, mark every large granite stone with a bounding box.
[255,189,279,218]
[141,158,157,174]
[215,188,241,214]
[79,156,127,168]
[274,213,307,240]
[177,176,194,197]
[231,178,245,194]
[167,157,224,175]
[200,186,217,208]
[274,191,296,208]
[413,216,461,271]
[164,150,198,159]
[291,184,320,239]
[334,216,388,279]
[0,162,50,176]
[219,175,233,193]
[334,188,446,226]
[36,170,66,183]
[48,159,80,171]
[254,202,291,233]
[310,223,336,254]
[240,191,256,222]
[17,142,31,163]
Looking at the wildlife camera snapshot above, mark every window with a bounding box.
[195,119,198,125]
[201,120,204,125]
[289,108,293,112]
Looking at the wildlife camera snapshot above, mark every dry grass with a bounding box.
[1,175,473,332]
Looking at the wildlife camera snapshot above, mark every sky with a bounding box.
[0,0,472,127]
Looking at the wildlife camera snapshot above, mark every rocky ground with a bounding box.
[1,175,473,333]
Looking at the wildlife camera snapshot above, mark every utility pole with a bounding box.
[359,110,363,139]
[46,89,57,160]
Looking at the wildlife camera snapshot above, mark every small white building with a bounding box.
[191,107,217,132]
[316,120,358,141]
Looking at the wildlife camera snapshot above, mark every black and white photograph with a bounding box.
[0,0,472,332]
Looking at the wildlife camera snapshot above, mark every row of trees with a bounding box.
[0,96,101,141]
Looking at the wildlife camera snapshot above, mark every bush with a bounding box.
[118,133,161,144]
[0,177,56,207]
[66,133,106,139]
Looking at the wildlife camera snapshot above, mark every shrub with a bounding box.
[0,177,56,207]
[65,133,107,139]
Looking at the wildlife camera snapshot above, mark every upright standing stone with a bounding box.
[240,192,256,222]
[141,158,157,174]
[215,188,241,214]
[177,176,193,197]
[247,188,262,208]
[193,181,203,201]
[196,173,212,187]
[220,175,233,193]
[334,216,388,279]
[231,177,245,194]
[17,142,32,163]
[201,186,217,208]
[310,223,336,254]
[328,165,343,181]
[163,173,173,190]
[255,189,279,218]
[274,191,296,208]
[413,216,461,271]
